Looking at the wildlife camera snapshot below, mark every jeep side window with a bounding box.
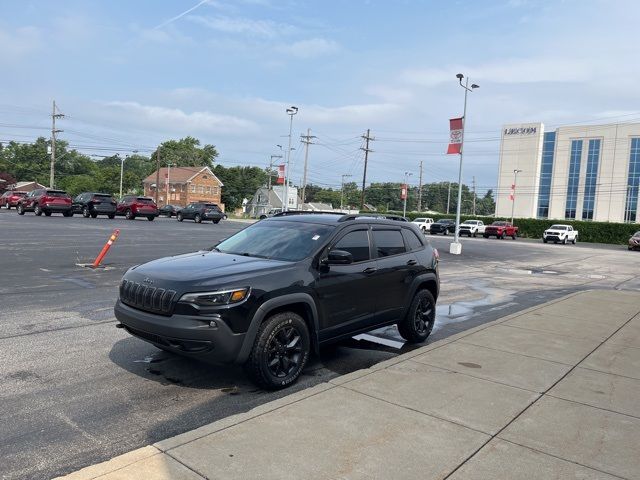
[331,230,370,263]
[402,228,424,251]
[373,229,407,257]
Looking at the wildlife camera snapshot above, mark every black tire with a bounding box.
[483,234,488,238]
[194,213,202,223]
[17,204,25,215]
[213,219,220,224]
[246,312,310,390]
[397,289,436,343]
[562,237,567,245]
[34,204,43,216]
[82,206,90,218]
[259,215,267,220]
[543,238,548,243]
[512,233,517,240]
[147,216,155,221]
[44,210,52,217]
[108,214,115,219]
[442,230,447,236]
[572,236,577,245]
[125,209,135,220]
[177,212,183,222]
[473,232,477,238]
[63,210,73,217]
[90,212,98,218]
[500,232,506,240]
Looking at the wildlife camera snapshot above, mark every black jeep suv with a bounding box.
[114,213,439,389]
[177,202,225,223]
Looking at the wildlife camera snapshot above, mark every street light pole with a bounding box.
[511,169,522,224]
[284,106,298,211]
[403,171,412,217]
[340,174,352,210]
[450,74,479,255]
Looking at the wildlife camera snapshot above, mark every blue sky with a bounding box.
[1,0,639,196]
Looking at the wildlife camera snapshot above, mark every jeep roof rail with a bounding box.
[272,210,344,217]
[337,214,409,222]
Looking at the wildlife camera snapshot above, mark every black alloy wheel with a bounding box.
[247,312,310,390]
[397,289,436,343]
[177,212,183,222]
[17,204,25,215]
[194,213,202,223]
[34,204,42,216]
[125,209,135,220]
[83,206,90,218]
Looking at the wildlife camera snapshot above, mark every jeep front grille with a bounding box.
[119,279,176,315]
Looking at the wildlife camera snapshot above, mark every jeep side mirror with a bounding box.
[326,249,353,265]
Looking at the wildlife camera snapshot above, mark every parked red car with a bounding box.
[116,195,159,221]
[483,221,518,239]
[0,190,27,209]
[16,189,73,216]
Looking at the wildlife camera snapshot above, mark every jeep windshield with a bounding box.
[215,221,334,262]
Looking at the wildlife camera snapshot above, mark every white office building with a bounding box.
[495,122,640,223]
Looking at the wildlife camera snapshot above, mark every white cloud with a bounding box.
[0,26,42,59]
[187,14,297,37]
[364,85,413,103]
[102,101,259,136]
[276,38,340,58]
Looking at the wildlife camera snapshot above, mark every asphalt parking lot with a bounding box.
[1,209,639,480]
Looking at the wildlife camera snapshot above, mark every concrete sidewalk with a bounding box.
[58,290,640,480]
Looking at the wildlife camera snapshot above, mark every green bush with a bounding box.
[394,211,639,245]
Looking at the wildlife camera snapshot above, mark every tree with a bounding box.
[0,172,16,187]
[213,165,267,212]
[149,137,218,168]
[476,189,496,216]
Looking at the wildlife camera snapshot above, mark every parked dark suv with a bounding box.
[116,195,159,221]
[73,192,117,218]
[17,189,73,216]
[114,213,439,389]
[177,202,225,223]
[429,218,456,235]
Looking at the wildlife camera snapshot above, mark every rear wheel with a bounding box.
[572,236,577,244]
[63,210,73,217]
[194,213,202,223]
[500,232,506,239]
[147,216,155,221]
[44,211,52,217]
[34,204,43,216]
[213,219,220,224]
[90,212,98,219]
[177,213,183,222]
[246,312,310,390]
[483,234,489,238]
[108,214,115,219]
[82,206,90,218]
[17,204,25,215]
[397,289,436,343]
[512,233,517,240]
[125,209,135,220]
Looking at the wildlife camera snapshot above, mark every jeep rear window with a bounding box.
[216,221,334,262]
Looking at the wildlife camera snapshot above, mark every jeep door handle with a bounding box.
[363,267,377,274]
[406,259,417,266]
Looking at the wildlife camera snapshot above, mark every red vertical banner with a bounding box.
[400,184,408,200]
[447,117,464,154]
[276,164,285,184]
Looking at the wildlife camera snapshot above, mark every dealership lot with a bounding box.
[1,209,639,480]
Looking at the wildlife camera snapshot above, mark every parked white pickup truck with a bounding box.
[543,224,578,244]
[459,219,486,237]
[412,217,434,233]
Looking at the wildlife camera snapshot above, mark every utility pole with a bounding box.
[300,129,316,210]
[340,174,352,210]
[447,182,451,214]
[360,129,374,211]
[155,148,161,205]
[417,160,423,212]
[472,176,476,216]
[50,100,64,188]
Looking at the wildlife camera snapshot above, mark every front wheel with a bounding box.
[147,216,155,221]
[82,206,90,218]
[562,237,567,245]
[246,312,310,390]
[572,236,577,245]
[17,204,25,215]
[543,238,548,243]
[397,289,436,343]
[194,213,202,223]
[177,213,183,222]
[512,233,517,240]
[125,209,135,220]
[63,210,73,217]
[34,204,43,216]
[500,232,506,240]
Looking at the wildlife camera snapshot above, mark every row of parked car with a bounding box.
[411,217,583,244]
[0,189,225,223]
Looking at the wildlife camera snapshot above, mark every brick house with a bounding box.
[142,166,224,210]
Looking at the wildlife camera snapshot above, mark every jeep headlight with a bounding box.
[179,288,250,306]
